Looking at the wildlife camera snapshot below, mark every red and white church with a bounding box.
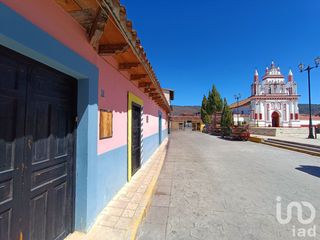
[231,62,301,127]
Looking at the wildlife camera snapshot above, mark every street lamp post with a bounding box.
[234,94,241,126]
[298,56,320,139]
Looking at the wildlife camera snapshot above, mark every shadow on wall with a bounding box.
[295,165,320,178]
[97,57,166,119]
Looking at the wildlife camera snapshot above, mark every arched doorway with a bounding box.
[272,111,280,127]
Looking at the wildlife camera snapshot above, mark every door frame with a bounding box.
[127,92,143,181]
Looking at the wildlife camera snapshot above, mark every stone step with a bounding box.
[266,138,320,151]
[263,139,320,157]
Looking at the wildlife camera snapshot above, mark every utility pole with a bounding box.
[234,94,241,126]
[298,57,320,139]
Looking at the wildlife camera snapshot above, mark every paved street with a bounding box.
[137,130,320,240]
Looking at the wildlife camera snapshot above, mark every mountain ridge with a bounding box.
[172,104,320,116]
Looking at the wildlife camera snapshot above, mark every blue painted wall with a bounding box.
[90,145,127,225]
[143,134,159,164]
[162,129,168,142]
[142,129,168,164]
[90,130,169,226]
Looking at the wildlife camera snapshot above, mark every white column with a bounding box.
[266,102,269,126]
[265,102,268,123]
[287,102,290,123]
[255,102,260,126]
[283,103,287,121]
[291,102,295,121]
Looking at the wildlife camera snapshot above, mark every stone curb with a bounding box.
[128,139,169,240]
[249,136,264,143]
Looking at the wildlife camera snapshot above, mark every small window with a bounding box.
[100,110,113,139]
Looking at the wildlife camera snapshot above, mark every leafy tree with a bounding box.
[200,95,210,124]
[221,98,233,129]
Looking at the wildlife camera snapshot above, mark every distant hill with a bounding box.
[173,104,320,116]
[298,104,320,115]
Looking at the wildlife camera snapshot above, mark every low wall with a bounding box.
[249,127,277,136]
[250,127,309,137]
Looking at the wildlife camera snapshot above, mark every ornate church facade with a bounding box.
[250,62,301,127]
[231,62,301,128]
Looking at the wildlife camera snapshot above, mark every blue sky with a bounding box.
[122,0,320,106]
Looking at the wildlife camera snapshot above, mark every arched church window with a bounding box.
[277,102,281,109]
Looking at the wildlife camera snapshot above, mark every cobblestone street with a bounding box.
[137,130,320,240]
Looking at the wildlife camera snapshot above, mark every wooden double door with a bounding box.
[0,46,77,240]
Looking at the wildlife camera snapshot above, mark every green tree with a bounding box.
[214,88,223,112]
[200,95,210,124]
[206,90,213,115]
[207,85,223,115]
[221,98,233,129]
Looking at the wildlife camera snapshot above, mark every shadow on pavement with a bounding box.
[295,165,320,178]
[217,136,249,142]
[217,136,234,141]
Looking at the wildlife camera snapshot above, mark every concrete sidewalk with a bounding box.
[65,139,169,240]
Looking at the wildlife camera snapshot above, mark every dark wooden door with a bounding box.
[131,103,141,176]
[0,46,76,240]
[0,46,28,240]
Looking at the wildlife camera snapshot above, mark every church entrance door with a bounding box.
[272,111,280,127]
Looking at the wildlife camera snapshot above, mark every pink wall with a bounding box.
[97,57,167,154]
[3,0,168,155]
[2,0,97,66]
